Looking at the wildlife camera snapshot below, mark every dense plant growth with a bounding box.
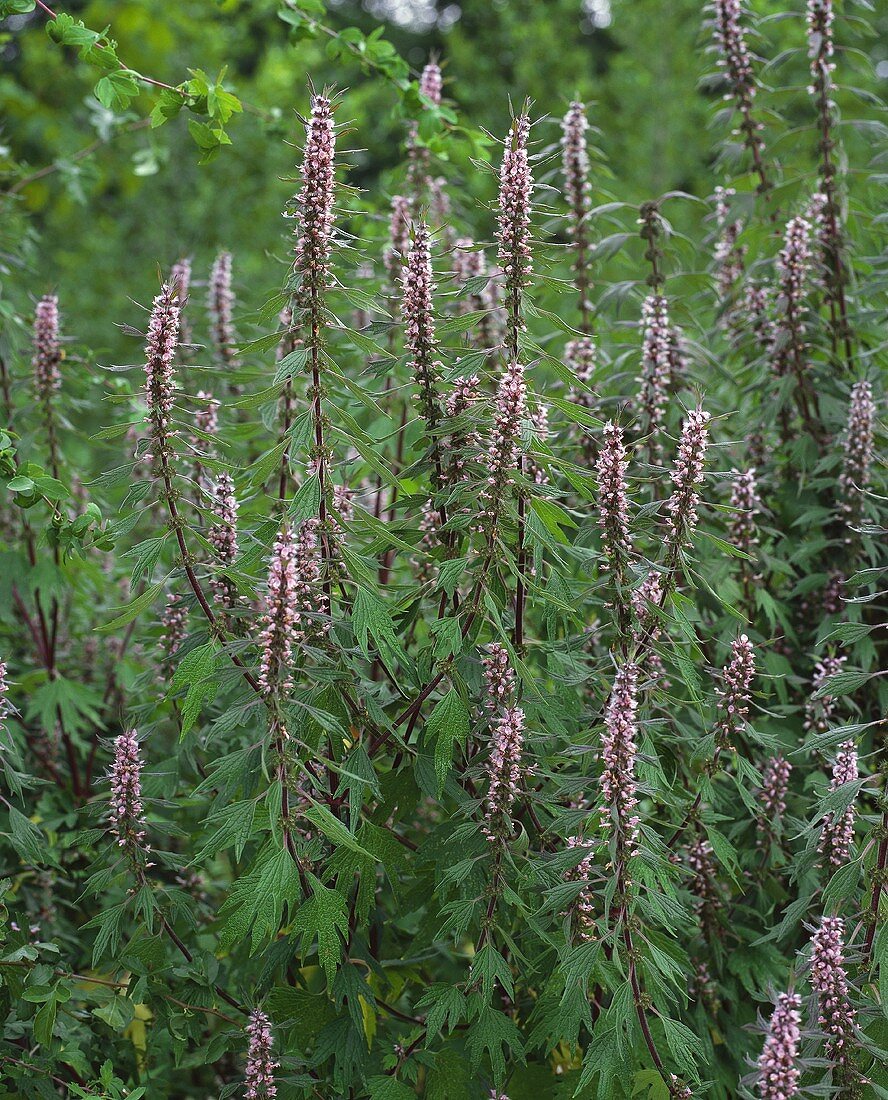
[0,0,886,1097]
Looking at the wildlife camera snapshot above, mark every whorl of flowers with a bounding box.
[332,483,354,523]
[108,730,147,850]
[563,836,596,939]
[32,294,62,399]
[482,642,516,714]
[561,101,591,232]
[806,0,835,85]
[773,215,813,374]
[496,112,533,357]
[838,380,875,527]
[746,283,775,352]
[729,467,762,557]
[527,405,549,486]
[596,422,633,585]
[756,991,802,1100]
[384,195,411,291]
[809,916,857,1069]
[713,185,746,304]
[665,406,711,548]
[208,251,239,367]
[566,337,596,407]
[636,294,671,454]
[293,93,337,312]
[687,836,722,915]
[194,391,219,440]
[402,222,442,431]
[712,0,765,179]
[599,662,641,858]
[160,592,187,666]
[714,634,755,752]
[478,360,528,539]
[244,1008,278,1100]
[428,175,452,235]
[804,653,846,734]
[418,60,443,106]
[757,755,792,836]
[445,374,480,480]
[483,703,526,842]
[143,283,181,451]
[209,473,239,609]
[818,739,858,868]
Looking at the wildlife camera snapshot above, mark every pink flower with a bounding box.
[756,991,802,1100]
[806,0,835,85]
[171,257,192,344]
[713,185,746,304]
[108,730,147,850]
[419,60,442,106]
[597,422,633,583]
[483,703,526,842]
[144,283,181,450]
[729,468,762,557]
[566,337,596,408]
[402,222,442,433]
[478,360,528,540]
[482,643,516,713]
[804,654,846,735]
[714,634,755,752]
[293,93,337,314]
[838,380,875,530]
[818,739,858,868]
[666,407,711,548]
[32,294,62,399]
[599,663,641,858]
[561,101,591,234]
[209,473,239,609]
[384,195,411,291]
[496,112,533,359]
[809,916,857,1069]
[757,755,792,837]
[636,294,671,457]
[773,215,813,377]
[244,1008,278,1099]
[160,592,187,668]
[208,251,240,367]
[563,836,596,939]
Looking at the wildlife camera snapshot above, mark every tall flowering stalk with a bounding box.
[561,101,593,331]
[108,730,147,852]
[837,380,875,534]
[244,1008,278,1099]
[144,283,181,466]
[292,91,337,589]
[710,0,769,192]
[384,195,411,298]
[207,251,239,368]
[636,294,672,464]
[32,294,62,475]
[482,642,516,714]
[478,360,527,546]
[406,61,443,211]
[729,467,762,608]
[804,653,846,735]
[713,186,746,312]
[191,390,219,492]
[209,473,239,610]
[755,991,802,1100]
[807,0,854,370]
[773,214,821,437]
[483,703,526,842]
[818,739,858,869]
[596,421,634,642]
[403,222,445,498]
[599,662,641,860]
[757,755,792,843]
[665,406,710,557]
[809,916,858,1083]
[563,836,596,940]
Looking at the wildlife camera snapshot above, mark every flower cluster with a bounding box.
[711,0,765,170]
[170,257,191,344]
[713,185,746,304]
[244,1008,278,1100]
[402,222,442,432]
[452,237,487,316]
[143,283,181,453]
[636,294,671,457]
[599,663,641,858]
[809,915,857,1069]
[804,653,846,734]
[478,360,527,540]
[757,755,792,838]
[482,643,516,713]
[563,836,596,939]
[496,112,533,357]
[108,730,147,850]
[596,422,633,588]
[293,93,337,312]
[756,992,802,1100]
[160,592,187,670]
[714,633,755,752]
[561,101,591,234]
[208,251,239,367]
[0,659,8,728]
[729,467,762,558]
[384,194,411,291]
[806,0,835,85]
[666,407,711,548]
[773,214,813,375]
[32,294,62,400]
[445,373,480,481]
[406,62,443,207]
[483,703,526,842]
[209,473,239,609]
[818,739,858,868]
[838,380,875,529]
[566,337,596,409]
[687,836,722,917]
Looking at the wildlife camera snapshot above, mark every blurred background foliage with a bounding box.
[1,0,886,356]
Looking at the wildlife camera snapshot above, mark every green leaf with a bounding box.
[465,1002,525,1081]
[302,802,376,860]
[352,587,414,681]
[99,580,165,632]
[425,690,470,795]
[170,641,219,737]
[290,873,349,987]
[94,70,141,111]
[219,847,302,954]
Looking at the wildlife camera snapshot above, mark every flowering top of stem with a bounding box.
[597,421,633,583]
[171,257,191,344]
[144,283,181,449]
[773,215,813,375]
[809,915,857,1068]
[419,61,443,106]
[244,1008,278,1100]
[806,0,835,85]
[483,703,526,842]
[756,991,802,1100]
[385,195,411,292]
[757,755,791,835]
[818,739,858,868]
[729,467,761,557]
[637,294,671,455]
[600,662,641,858]
[108,730,147,850]
[496,112,533,359]
[160,592,187,669]
[482,642,516,713]
[713,185,746,304]
[838,380,875,528]
[804,653,846,734]
[666,406,711,548]
[258,525,299,697]
[208,251,240,367]
[561,101,591,234]
[32,294,62,400]
[566,337,596,408]
[712,0,756,103]
[714,633,755,752]
[563,836,596,939]
[479,360,527,540]
[293,92,337,312]
[209,473,239,609]
[403,222,442,432]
